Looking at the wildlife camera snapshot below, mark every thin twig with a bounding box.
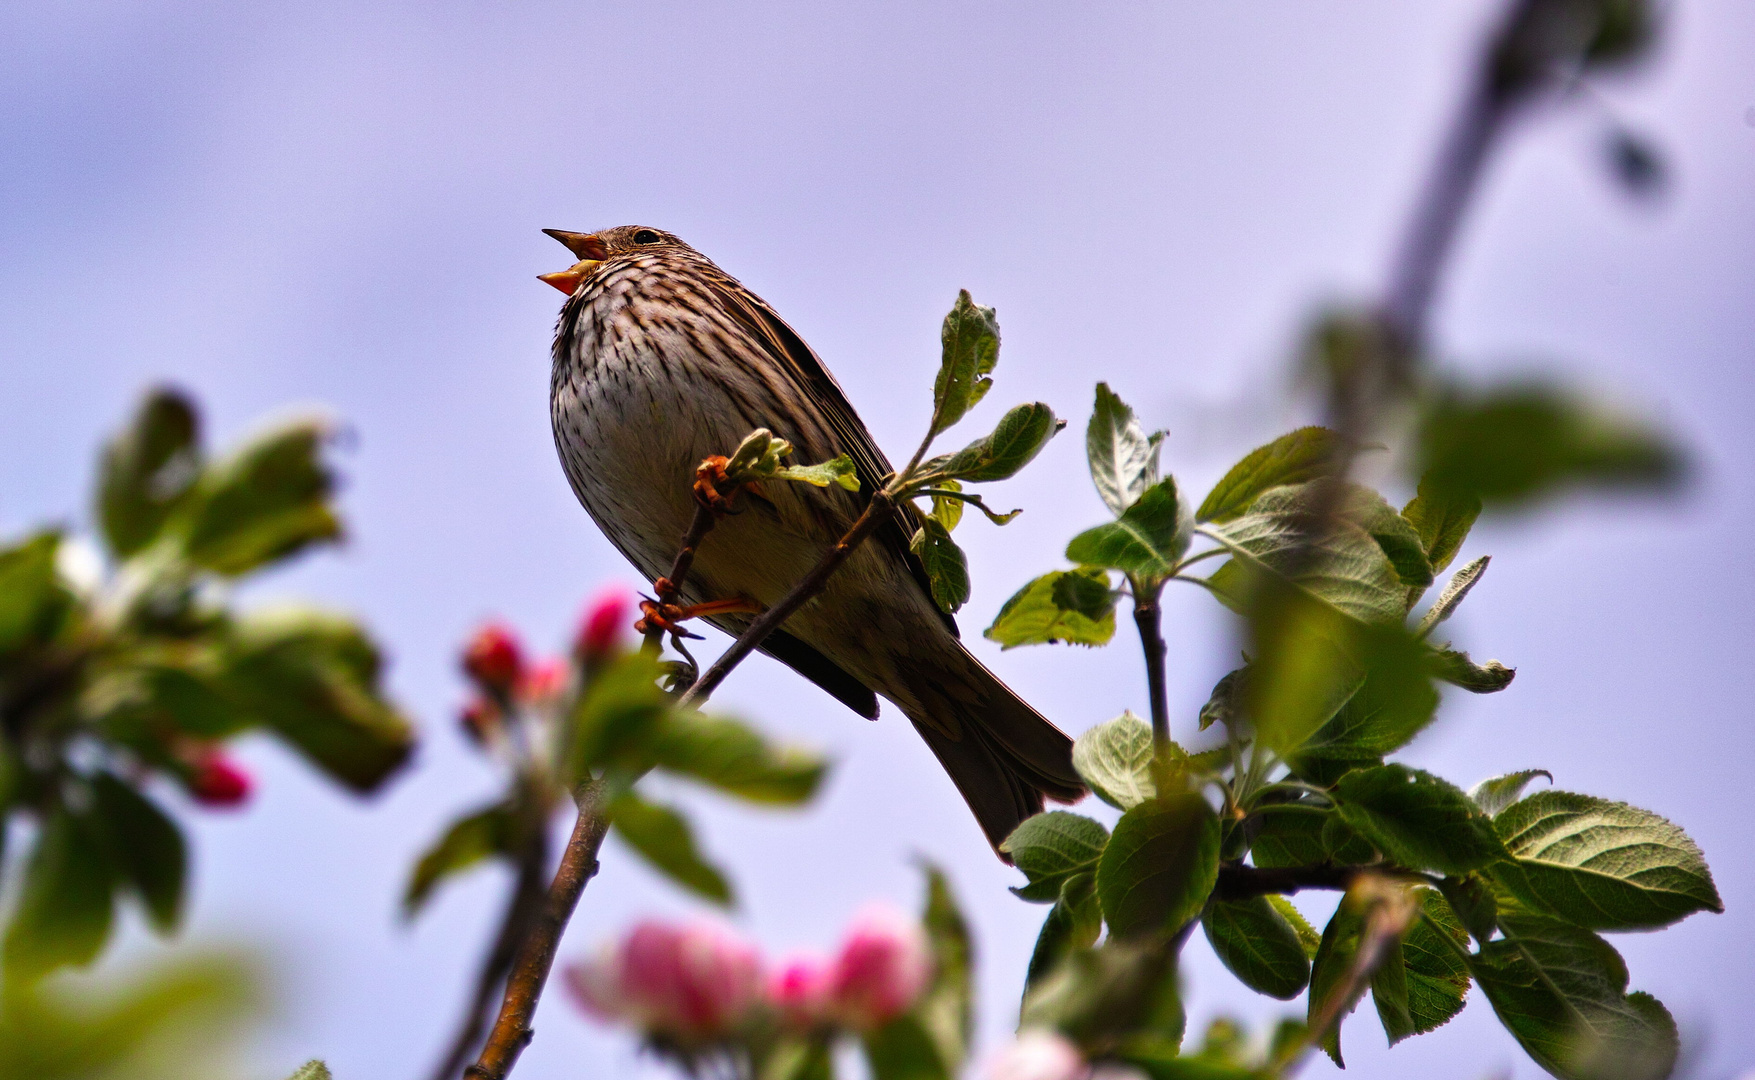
[1212,861,1364,902]
[466,778,613,1080]
[427,799,552,1080]
[677,490,899,710]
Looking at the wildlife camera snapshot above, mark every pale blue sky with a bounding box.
[3,3,1752,1078]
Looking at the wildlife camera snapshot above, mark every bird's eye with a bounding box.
[633,229,660,245]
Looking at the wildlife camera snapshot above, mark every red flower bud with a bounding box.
[575,587,634,664]
[517,658,569,704]
[190,755,252,807]
[463,622,524,693]
[825,904,931,1030]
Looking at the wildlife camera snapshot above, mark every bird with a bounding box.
[540,226,1087,853]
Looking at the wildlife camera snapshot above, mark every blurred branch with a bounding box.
[427,791,552,1080]
[1130,590,1171,751]
[466,779,612,1080]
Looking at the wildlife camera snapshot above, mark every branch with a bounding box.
[428,799,551,1080]
[641,499,719,656]
[466,778,613,1080]
[677,489,899,709]
[1130,587,1170,751]
[1212,862,1361,902]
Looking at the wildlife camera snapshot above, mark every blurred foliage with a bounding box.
[0,389,413,983]
[0,951,259,1080]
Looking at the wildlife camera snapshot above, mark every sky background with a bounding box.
[3,2,1753,1078]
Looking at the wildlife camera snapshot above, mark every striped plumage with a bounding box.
[546,225,1083,851]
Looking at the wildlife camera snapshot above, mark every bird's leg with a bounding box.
[636,595,763,637]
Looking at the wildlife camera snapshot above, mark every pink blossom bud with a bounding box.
[517,657,569,704]
[575,586,635,663]
[767,953,832,1028]
[986,1030,1087,1080]
[565,920,762,1042]
[826,903,932,1030]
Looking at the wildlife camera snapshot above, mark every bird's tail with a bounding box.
[896,646,1086,855]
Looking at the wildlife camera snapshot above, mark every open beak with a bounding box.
[539,229,609,295]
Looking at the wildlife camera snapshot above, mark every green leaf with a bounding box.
[1415,555,1490,639]
[1399,889,1471,1037]
[1416,382,1684,508]
[98,388,203,559]
[1019,937,1182,1053]
[223,608,414,792]
[1400,476,1481,576]
[1432,648,1516,693]
[1469,911,1678,1080]
[1342,486,1434,588]
[1291,654,1440,780]
[932,402,1062,484]
[1332,765,1506,875]
[1024,873,1103,994]
[174,418,341,576]
[0,532,75,655]
[757,1038,833,1080]
[775,453,860,491]
[287,1061,335,1080]
[1001,812,1110,902]
[1468,769,1552,817]
[90,774,187,934]
[648,712,828,805]
[1306,897,1366,1067]
[4,807,116,977]
[567,650,673,777]
[1267,896,1321,959]
[1490,791,1722,931]
[1246,804,1330,869]
[930,290,1000,437]
[1086,383,1164,518]
[909,519,970,614]
[925,479,964,531]
[984,569,1117,650]
[1204,483,1408,624]
[917,863,973,1075]
[1368,925,1414,1045]
[1196,427,1349,524]
[863,1013,949,1080]
[1197,668,1244,732]
[403,802,515,917]
[610,790,734,906]
[1201,896,1311,999]
[1070,712,1156,810]
[1097,795,1220,939]
[1437,873,1500,943]
[1065,478,1189,580]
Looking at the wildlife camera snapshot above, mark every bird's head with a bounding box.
[538,226,685,294]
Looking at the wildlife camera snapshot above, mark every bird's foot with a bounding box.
[635,595,763,637]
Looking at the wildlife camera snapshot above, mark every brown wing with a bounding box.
[699,271,958,638]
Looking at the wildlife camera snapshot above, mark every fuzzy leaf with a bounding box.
[1469,770,1553,817]
[984,569,1117,649]
[1097,795,1220,939]
[90,774,187,935]
[910,519,970,614]
[3,807,116,976]
[1333,765,1506,875]
[1202,896,1311,1000]
[1086,383,1163,518]
[1002,812,1110,902]
[1070,712,1156,810]
[933,402,1062,483]
[930,290,1000,436]
[648,712,828,805]
[1197,427,1348,524]
[1401,477,1481,575]
[98,387,203,558]
[1065,478,1189,581]
[1490,791,1722,931]
[1416,555,1490,637]
[403,802,514,916]
[775,454,860,491]
[174,418,341,576]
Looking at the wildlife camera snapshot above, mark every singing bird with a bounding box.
[541,225,1084,851]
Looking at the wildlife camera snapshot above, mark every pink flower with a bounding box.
[767,953,832,1028]
[986,1030,1087,1080]
[575,586,635,664]
[517,657,570,704]
[463,622,524,694]
[825,903,932,1030]
[566,920,762,1042]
